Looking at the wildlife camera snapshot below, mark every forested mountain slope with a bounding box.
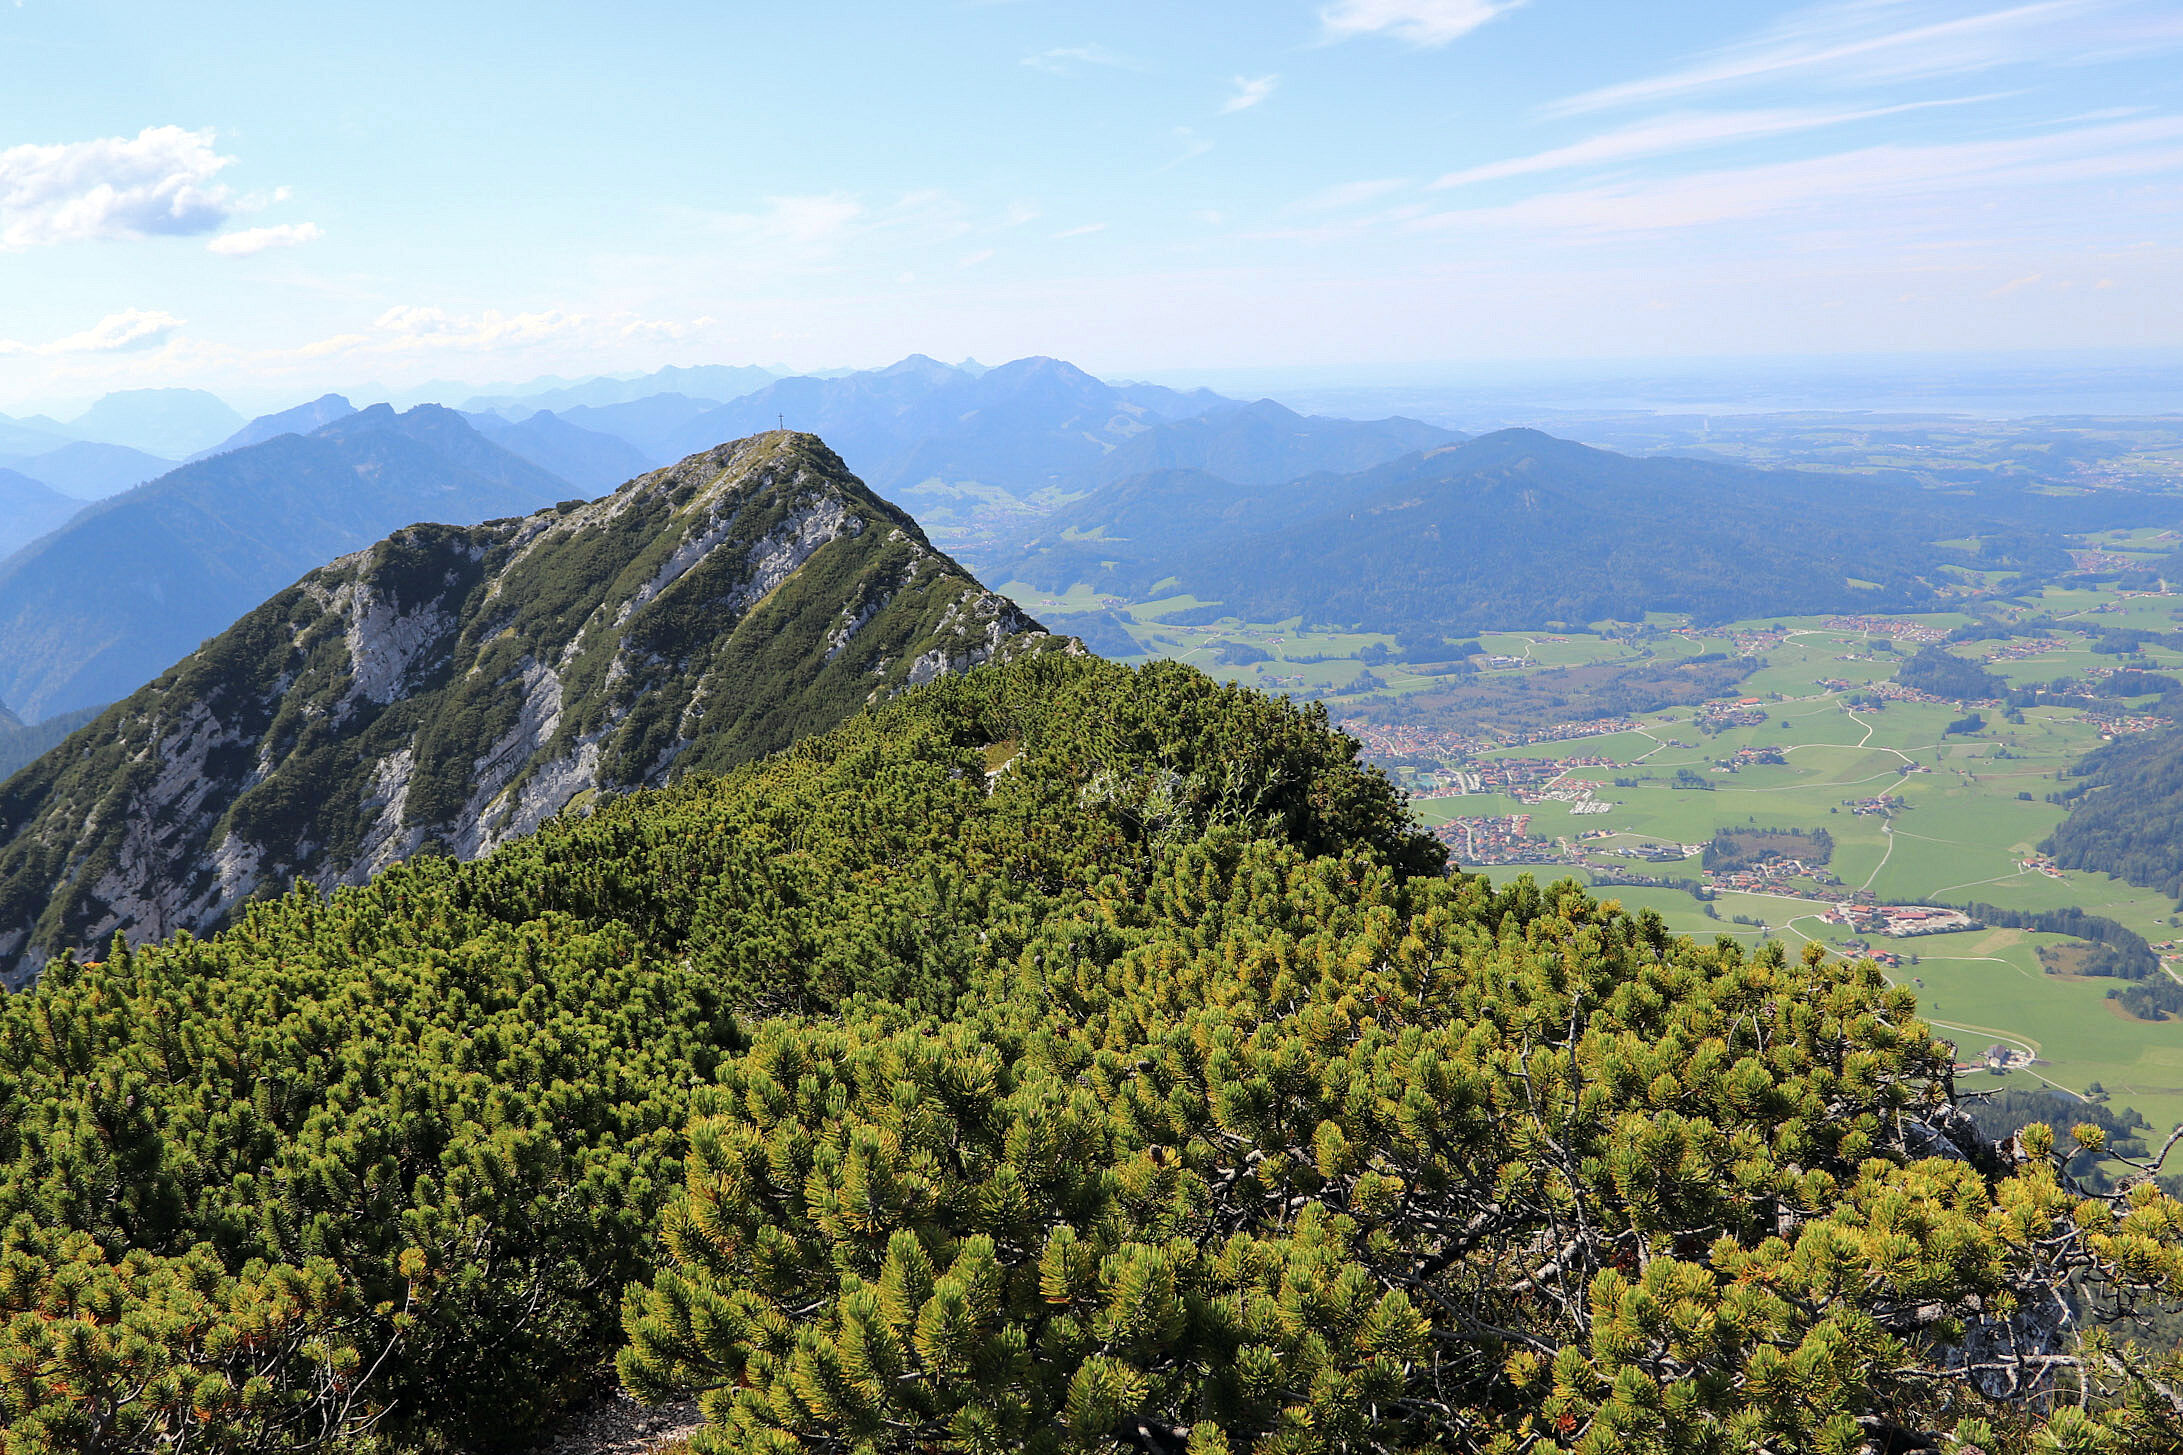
[1001,427,2066,629]
[1075,396,1458,491]
[1,652,2178,1453]
[2044,725,2183,895]
[0,404,575,719]
[0,430,1057,979]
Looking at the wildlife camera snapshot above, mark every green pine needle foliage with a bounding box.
[1,653,2182,1452]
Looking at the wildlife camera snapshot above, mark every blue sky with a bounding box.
[1,0,2180,412]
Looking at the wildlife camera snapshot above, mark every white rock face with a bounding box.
[1,433,1060,983]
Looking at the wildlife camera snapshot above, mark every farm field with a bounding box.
[1014,567,2183,1137]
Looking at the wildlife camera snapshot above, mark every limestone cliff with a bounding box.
[0,432,1062,979]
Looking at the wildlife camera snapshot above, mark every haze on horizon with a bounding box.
[3,0,2180,415]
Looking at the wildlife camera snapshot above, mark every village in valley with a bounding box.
[1007,530,2183,1131]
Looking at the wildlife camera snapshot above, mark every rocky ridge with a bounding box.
[0,431,1061,979]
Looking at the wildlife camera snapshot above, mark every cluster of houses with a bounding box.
[1672,625,1788,654]
[1703,858,1840,894]
[1340,722,1487,760]
[2088,711,2168,737]
[1983,637,2064,663]
[1695,702,1770,733]
[1826,616,1949,644]
[1820,903,1981,938]
[1713,745,1787,771]
[1411,755,1618,803]
[1435,815,1559,865]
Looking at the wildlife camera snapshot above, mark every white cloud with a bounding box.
[1434,97,2000,188]
[960,248,997,267]
[1022,44,1134,73]
[0,308,185,356]
[1294,177,1412,210]
[1221,75,1280,113]
[370,305,588,349]
[1051,222,1108,239]
[1546,0,2116,116]
[205,221,323,256]
[1320,0,1522,46]
[0,126,235,248]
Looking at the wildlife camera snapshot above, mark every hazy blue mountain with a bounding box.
[63,388,245,458]
[651,356,1245,563]
[196,393,359,458]
[0,471,81,557]
[0,441,176,500]
[466,409,658,490]
[661,356,1234,489]
[558,393,728,460]
[0,404,574,719]
[462,363,776,415]
[1083,398,1460,489]
[0,415,70,457]
[1000,428,2063,632]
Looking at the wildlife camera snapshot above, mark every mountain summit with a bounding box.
[0,431,1059,979]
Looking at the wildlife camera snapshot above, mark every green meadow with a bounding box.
[1015,574,2183,1138]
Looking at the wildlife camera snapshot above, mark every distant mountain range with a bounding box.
[0,431,1057,978]
[0,441,177,500]
[657,355,1232,491]
[0,405,578,720]
[462,363,778,416]
[194,392,360,458]
[465,409,658,492]
[996,428,2070,631]
[58,387,244,458]
[558,393,725,461]
[0,471,81,558]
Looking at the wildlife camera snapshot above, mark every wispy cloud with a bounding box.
[715,193,867,246]
[1221,75,1280,113]
[1434,97,2003,188]
[299,306,712,360]
[1407,115,2183,237]
[1547,0,2114,116]
[1156,126,1215,172]
[1021,44,1135,73]
[1293,177,1412,211]
[0,126,235,248]
[206,221,323,256]
[0,309,185,356]
[1320,0,1523,46]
